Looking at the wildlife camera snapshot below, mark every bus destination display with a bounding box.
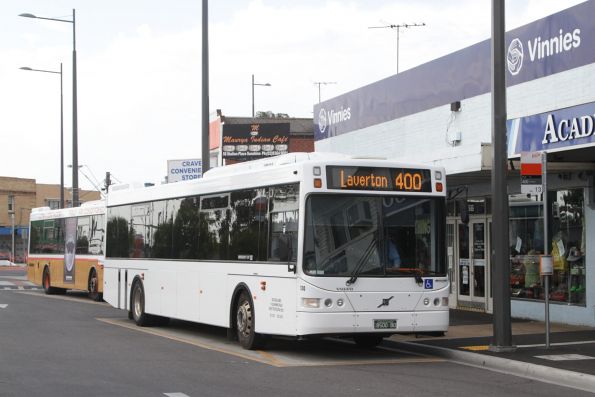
[326,166,432,192]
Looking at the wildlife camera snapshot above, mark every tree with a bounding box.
[255,110,290,118]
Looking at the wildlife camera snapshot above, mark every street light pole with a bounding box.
[251,74,271,117]
[20,9,79,207]
[19,64,64,209]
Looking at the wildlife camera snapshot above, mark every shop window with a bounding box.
[509,189,585,305]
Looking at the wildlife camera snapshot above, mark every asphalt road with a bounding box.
[0,284,593,396]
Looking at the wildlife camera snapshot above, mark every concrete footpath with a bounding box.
[387,309,595,393]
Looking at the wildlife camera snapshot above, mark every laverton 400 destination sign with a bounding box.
[326,166,432,192]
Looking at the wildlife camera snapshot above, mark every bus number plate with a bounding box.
[374,319,397,329]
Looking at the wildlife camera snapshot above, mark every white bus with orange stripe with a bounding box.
[27,200,105,300]
[103,153,449,349]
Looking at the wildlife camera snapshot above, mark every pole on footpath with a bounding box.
[489,0,515,353]
[541,151,551,348]
[11,213,15,266]
[201,0,210,175]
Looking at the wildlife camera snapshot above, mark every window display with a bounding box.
[509,188,585,305]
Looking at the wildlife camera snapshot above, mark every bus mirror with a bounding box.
[288,262,296,273]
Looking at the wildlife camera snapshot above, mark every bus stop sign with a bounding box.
[520,151,543,194]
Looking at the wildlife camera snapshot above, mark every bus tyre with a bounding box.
[236,291,263,350]
[353,334,384,348]
[42,267,60,295]
[88,268,102,302]
[131,281,153,327]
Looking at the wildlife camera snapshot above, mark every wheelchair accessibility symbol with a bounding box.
[424,279,433,289]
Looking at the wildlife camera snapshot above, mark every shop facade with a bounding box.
[312,1,595,325]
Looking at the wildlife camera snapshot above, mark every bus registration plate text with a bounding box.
[374,319,397,329]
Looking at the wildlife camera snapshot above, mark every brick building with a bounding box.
[0,176,100,263]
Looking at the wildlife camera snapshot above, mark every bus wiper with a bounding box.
[394,268,424,285]
[346,233,377,285]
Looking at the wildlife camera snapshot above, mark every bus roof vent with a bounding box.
[350,155,388,160]
[110,182,144,192]
[80,200,105,208]
[31,207,51,214]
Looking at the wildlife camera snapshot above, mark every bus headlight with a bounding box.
[337,298,344,307]
[434,298,440,306]
[302,298,320,308]
[423,297,430,306]
[324,298,333,307]
[442,297,449,306]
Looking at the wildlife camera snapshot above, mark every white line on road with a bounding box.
[164,393,190,397]
[0,304,7,309]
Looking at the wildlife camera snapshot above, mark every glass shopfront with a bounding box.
[509,188,586,305]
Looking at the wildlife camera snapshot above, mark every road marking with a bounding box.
[517,340,595,348]
[164,393,190,397]
[0,304,7,309]
[460,345,490,351]
[97,317,444,368]
[535,354,595,361]
[14,291,108,306]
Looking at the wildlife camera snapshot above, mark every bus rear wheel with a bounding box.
[131,281,153,327]
[88,268,102,302]
[236,291,264,350]
[353,334,384,348]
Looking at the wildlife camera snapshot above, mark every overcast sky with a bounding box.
[1,0,586,190]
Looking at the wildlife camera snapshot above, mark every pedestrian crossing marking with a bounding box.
[535,354,595,361]
[0,304,7,309]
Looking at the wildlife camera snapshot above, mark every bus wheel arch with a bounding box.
[228,283,250,341]
[87,267,102,301]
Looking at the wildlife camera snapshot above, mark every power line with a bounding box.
[368,22,426,73]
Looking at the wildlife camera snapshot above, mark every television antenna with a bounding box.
[313,81,337,103]
[368,22,426,73]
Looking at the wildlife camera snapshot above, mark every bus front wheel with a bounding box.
[42,267,64,295]
[236,291,264,350]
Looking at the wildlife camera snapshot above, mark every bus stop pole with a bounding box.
[542,152,550,348]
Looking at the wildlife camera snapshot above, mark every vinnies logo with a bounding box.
[507,38,524,75]
[317,106,351,135]
[318,108,328,134]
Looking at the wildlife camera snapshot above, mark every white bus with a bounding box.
[28,200,106,301]
[103,153,449,349]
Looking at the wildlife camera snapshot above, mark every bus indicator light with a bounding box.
[436,182,443,192]
[314,178,322,188]
[260,281,267,291]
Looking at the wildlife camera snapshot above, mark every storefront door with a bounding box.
[457,220,487,307]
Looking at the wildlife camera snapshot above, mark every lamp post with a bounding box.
[20,64,64,209]
[251,74,271,117]
[20,9,79,207]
